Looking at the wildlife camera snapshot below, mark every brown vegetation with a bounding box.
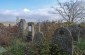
[0,23,18,46]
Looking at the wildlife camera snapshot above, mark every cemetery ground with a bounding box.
[0,35,85,55]
[0,21,85,55]
[0,0,85,55]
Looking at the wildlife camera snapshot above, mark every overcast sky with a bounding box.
[0,0,74,22]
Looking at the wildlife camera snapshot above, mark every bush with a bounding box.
[7,39,30,55]
[74,38,85,55]
[29,39,69,55]
[0,36,11,47]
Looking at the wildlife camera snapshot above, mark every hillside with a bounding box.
[0,22,16,26]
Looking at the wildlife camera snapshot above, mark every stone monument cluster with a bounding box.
[17,18,84,55]
[17,18,44,46]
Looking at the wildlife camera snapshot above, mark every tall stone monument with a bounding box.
[26,22,35,41]
[17,19,27,38]
[33,23,44,46]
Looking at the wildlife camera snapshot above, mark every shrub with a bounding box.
[29,39,69,55]
[7,39,30,55]
[74,38,85,55]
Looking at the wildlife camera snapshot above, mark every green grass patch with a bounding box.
[0,46,7,55]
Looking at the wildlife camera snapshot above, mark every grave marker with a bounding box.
[52,27,73,55]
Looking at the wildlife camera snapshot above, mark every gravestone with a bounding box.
[80,28,85,38]
[33,32,44,46]
[33,23,44,46]
[26,22,35,41]
[52,27,73,55]
[67,25,81,42]
[17,19,27,38]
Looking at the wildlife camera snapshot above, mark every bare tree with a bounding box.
[55,0,85,23]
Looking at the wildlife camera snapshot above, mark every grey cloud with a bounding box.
[0,8,60,22]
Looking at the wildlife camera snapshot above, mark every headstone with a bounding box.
[80,28,85,38]
[17,19,27,38]
[52,27,73,55]
[33,23,44,46]
[33,32,44,46]
[26,22,35,41]
[67,25,81,42]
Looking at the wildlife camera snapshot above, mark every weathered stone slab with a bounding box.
[80,28,85,38]
[17,19,27,38]
[67,25,81,42]
[52,27,73,55]
[26,22,35,41]
[33,32,44,46]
